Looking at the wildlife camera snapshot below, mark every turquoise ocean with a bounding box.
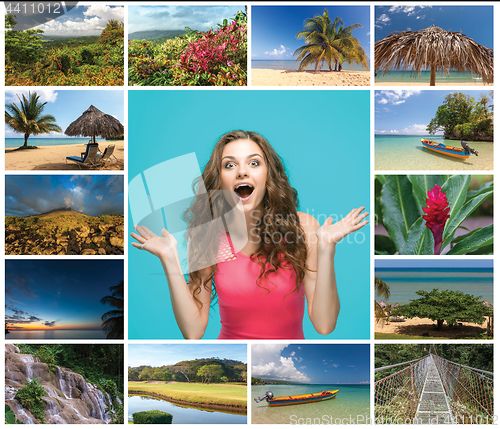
[252,60,369,72]
[374,267,493,305]
[252,384,370,424]
[6,138,107,148]
[375,70,484,84]
[375,135,493,170]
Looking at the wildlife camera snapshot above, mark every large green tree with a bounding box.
[197,364,224,384]
[100,280,124,339]
[5,15,44,64]
[5,91,62,148]
[392,289,488,330]
[294,9,367,72]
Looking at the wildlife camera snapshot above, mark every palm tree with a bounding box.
[374,277,390,325]
[294,9,368,72]
[5,92,62,148]
[101,280,124,339]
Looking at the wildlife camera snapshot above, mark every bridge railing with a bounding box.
[431,354,494,424]
[374,355,430,424]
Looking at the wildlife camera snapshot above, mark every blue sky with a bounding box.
[33,5,123,36]
[5,89,124,139]
[375,90,492,135]
[128,5,244,34]
[375,259,493,270]
[252,6,370,61]
[129,344,247,367]
[6,260,123,332]
[5,175,124,217]
[252,344,369,384]
[375,5,493,48]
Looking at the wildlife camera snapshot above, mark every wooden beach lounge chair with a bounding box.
[66,142,102,169]
[99,144,118,163]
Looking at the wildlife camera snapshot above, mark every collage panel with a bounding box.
[128,343,247,424]
[5,175,124,256]
[374,6,493,86]
[5,343,124,424]
[251,344,370,424]
[5,4,124,86]
[375,90,493,171]
[374,259,493,340]
[5,89,124,171]
[127,89,370,340]
[128,5,247,86]
[374,344,493,424]
[251,5,370,87]
[374,174,493,256]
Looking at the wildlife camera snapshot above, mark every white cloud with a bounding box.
[252,344,310,383]
[6,89,58,104]
[376,124,431,135]
[264,45,288,59]
[375,13,390,27]
[290,351,295,356]
[376,90,421,106]
[387,6,431,18]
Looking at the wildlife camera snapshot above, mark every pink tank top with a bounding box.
[214,233,305,339]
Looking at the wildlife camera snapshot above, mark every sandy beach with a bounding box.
[252,69,370,86]
[5,141,124,171]
[375,316,489,338]
[375,81,493,86]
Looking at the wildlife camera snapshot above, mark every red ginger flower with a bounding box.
[422,184,450,255]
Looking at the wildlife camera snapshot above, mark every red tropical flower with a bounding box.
[422,184,450,255]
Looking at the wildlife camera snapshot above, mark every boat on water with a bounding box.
[254,389,339,407]
[421,139,477,159]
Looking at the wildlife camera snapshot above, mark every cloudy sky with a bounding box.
[6,259,123,334]
[5,89,124,140]
[128,5,244,34]
[33,5,123,37]
[129,344,247,368]
[252,344,369,384]
[5,175,124,217]
[375,5,493,48]
[375,90,490,135]
[252,6,370,64]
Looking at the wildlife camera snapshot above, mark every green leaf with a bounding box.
[440,174,451,184]
[375,234,397,255]
[5,404,16,424]
[466,243,493,256]
[446,224,493,255]
[442,175,470,225]
[407,175,443,215]
[442,189,493,248]
[375,175,387,185]
[380,176,420,251]
[399,217,434,255]
[466,181,493,200]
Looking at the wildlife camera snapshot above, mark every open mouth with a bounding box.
[234,184,254,199]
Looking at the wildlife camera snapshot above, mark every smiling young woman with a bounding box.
[131,130,368,340]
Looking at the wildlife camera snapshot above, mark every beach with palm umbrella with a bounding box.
[374,6,493,86]
[5,90,125,170]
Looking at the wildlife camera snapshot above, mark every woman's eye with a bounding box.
[225,162,235,169]
[250,160,260,166]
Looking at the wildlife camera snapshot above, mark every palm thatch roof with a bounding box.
[482,300,493,308]
[375,25,493,85]
[65,105,124,142]
[378,300,389,310]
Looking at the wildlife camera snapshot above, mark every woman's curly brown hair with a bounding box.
[183,130,308,308]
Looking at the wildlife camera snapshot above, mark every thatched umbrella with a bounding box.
[65,105,124,143]
[375,25,493,86]
[378,300,389,310]
[483,300,493,336]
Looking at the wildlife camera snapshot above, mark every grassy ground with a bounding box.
[375,333,441,340]
[128,382,247,408]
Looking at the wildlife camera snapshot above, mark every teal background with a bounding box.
[128,90,370,339]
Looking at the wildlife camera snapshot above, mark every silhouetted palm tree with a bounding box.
[5,92,62,148]
[101,280,124,339]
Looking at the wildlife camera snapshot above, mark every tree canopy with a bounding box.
[392,289,488,330]
[5,15,44,64]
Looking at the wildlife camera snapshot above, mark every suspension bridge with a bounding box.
[374,351,493,424]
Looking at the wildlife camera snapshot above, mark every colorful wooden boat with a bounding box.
[421,139,470,159]
[255,389,339,407]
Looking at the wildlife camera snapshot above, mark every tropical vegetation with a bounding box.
[375,175,493,255]
[100,280,124,339]
[5,17,124,86]
[132,411,172,424]
[5,91,62,149]
[128,11,247,86]
[427,92,494,141]
[374,277,390,325]
[294,9,368,72]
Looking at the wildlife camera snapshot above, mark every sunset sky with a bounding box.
[5,259,123,333]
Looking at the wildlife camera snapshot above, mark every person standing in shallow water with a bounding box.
[131,130,369,339]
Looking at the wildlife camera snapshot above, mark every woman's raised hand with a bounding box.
[316,206,369,248]
[131,225,178,259]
